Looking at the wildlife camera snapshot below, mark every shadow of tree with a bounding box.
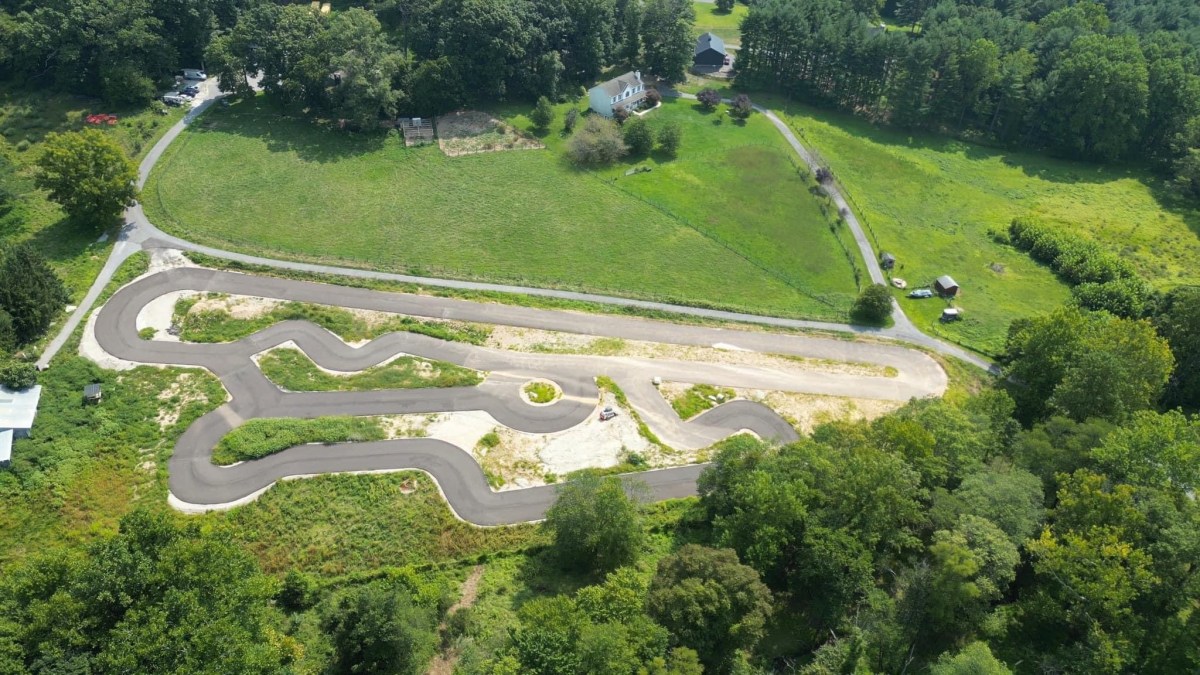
[186,95,388,163]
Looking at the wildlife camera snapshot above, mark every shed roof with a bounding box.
[84,383,102,399]
[593,71,643,97]
[936,275,958,288]
[0,385,41,430]
[695,32,726,57]
[881,252,896,262]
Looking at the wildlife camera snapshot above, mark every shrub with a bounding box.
[1008,218,1137,285]
[729,94,753,120]
[815,167,834,184]
[697,88,721,110]
[0,360,38,390]
[623,117,654,156]
[716,0,735,10]
[567,116,628,167]
[564,108,579,133]
[613,107,631,124]
[644,88,662,107]
[657,121,682,157]
[1071,278,1155,318]
[851,284,893,324]
[530,96,555,130]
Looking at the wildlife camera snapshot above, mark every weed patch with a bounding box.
[259,348,481,392]
[211,416,386,465]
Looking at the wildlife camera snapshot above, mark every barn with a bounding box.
[694,32,727,68]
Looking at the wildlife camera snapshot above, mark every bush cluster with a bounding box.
[1009,218,1153,317]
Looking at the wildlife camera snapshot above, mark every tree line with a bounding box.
[0,0,698,127]
[736,0,1200,197]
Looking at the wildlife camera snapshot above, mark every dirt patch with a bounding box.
[754,390,901,432]
[485,325,890,377]
[155,373,217,430]
[436,110,544,157]
[188,294,283,320]
[428,565,486,675]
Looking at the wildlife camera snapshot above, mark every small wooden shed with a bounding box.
[83,383,102,404]
[934,275,959,297]
[880,252,896,270]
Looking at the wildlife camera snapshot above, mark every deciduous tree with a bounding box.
[544,473,645,572]
[647,545,772,673]
[35,129,138,225]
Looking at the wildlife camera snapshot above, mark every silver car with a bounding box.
[908,289,934,299]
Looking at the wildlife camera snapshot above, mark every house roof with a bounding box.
[593,71,643,97]
[936,275,958,288]
[0,385,41,430]
[695,32,726,57]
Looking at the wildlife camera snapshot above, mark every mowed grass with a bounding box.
[588,98,861,309]
[211,416,386,465]
[146,94,858,321]
[693,1,748,46]
[259,347,482,392]
[769,100,1200,354]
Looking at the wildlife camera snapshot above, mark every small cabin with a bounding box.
[941,308,963,323]
[880,252,896,271]
[934,275,959,297]
[83,383,102,404]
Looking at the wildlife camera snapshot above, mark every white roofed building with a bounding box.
[0,385,42,466]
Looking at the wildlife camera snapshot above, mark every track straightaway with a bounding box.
[95,267,947,525]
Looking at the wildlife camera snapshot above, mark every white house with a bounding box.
[588,71,647,118]
[0,385,42,467]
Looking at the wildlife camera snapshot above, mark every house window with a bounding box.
[611,96,617,104]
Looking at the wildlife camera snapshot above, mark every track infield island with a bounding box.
[93,266,947,524]
[143,96,860,321]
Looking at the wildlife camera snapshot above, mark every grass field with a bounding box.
[759,100,1200,355]
[0,84,184,301]
[692,1,747,46]
[145,95,859,321]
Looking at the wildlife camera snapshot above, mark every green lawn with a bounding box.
[761,99,1200,355]
[145,95,859,321]
[259,347,482,392]
[692,2,748,46]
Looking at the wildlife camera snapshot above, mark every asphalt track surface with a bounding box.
[95,267,947,525]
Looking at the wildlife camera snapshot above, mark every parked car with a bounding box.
[182,85,201,96]
[599,406,618,421]
[908,289,934,299]
[182,68,206,80]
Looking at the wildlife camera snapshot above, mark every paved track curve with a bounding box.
[95,267,947,524]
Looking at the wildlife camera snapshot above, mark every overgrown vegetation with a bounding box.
[174,296,490,345]
[522,380,559,404]
[211,416,386,465]
[669,384,737,420]
[258,348,482,392]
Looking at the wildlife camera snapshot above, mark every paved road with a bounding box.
[95,267,946,524]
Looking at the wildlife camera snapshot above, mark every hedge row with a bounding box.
[1009,218,1153,318]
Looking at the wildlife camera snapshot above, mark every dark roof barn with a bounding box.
[694,32,727,67]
